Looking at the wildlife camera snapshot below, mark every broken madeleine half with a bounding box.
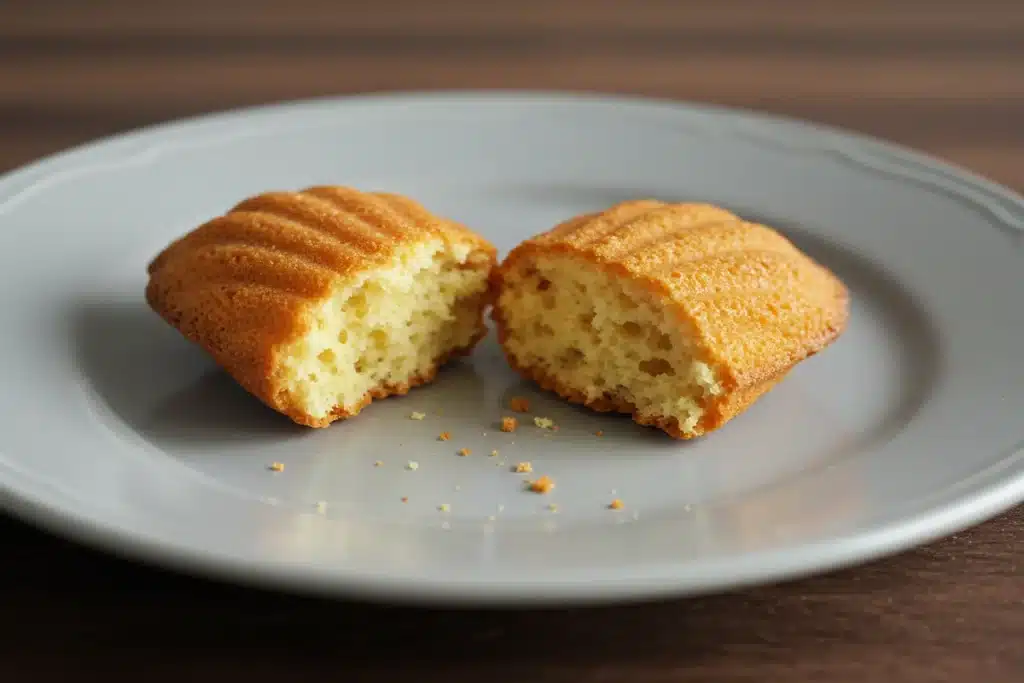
[492,200,849,439]
[146,186,496,427]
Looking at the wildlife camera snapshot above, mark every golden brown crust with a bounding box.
[492,200,849,439]
[146,186,496,426]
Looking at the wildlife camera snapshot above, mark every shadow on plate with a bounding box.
[497,377,692,450]
[729,207,944,446]
[70,299,493,454]
[70,299,308,451]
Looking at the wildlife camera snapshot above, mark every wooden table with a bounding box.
[2,1,1022,680]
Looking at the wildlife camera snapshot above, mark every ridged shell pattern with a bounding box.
[149,186,482,296]
[145,186,494,415]
[503,200,849,391]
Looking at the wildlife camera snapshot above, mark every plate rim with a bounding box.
[1,89,1022,606]
[1,446,1020,606]
[4,89,1024,222]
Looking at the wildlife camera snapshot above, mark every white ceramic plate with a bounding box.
[0,92,1021,606]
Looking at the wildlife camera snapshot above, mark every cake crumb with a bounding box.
[458,447,471,457]
[438,503,450,512]
[373,460,383,467]
[438,432,451,441]
[315,501,327,513]
[528,475,555,494]
[268,462,284,472]
[409,411,426,420]
[490,449,500,458]
[406,461,419,471]
[509,397,531,413]
[609,498,625,510]
[514,461,533,474]
[533,417,555,429]
[501,417,518,433]
[547,503,559,512]
[401,496,409,503]
[595,430,604,437]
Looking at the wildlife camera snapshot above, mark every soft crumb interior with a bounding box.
[498,255,723,435]
[277,239,489,420]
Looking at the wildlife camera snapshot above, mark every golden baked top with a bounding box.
[498,200,849,390]
[148,186,495,296]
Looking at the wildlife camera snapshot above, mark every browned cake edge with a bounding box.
[146,271,493,429]
[491,240,848,440]
[145,187,498,428]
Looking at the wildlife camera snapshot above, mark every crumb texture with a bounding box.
[146,186,496,426]
[493,200,848,438]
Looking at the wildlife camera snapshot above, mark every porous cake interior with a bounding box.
[499,255,723,435]
[278,240,489,420]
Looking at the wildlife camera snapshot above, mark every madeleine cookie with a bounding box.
[146,186,496,427]
[492,200,848,439]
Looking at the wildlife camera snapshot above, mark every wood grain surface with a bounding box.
[1,1,1022,680]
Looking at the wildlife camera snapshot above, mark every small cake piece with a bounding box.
[492,200,848,439]
[528,475,555,494]
[146,186,497,427]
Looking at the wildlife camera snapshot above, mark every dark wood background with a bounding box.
[1,1,1022,680]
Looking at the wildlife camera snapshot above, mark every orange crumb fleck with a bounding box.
[501,417,518,433]
[609,499,625,510]
[438,432,451,441]
[529,475,555,494]
[458,447,471,457]
[514,461,533,474]
[509,397,531,413]
[268,462,284,472]
[595,430,604,437]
